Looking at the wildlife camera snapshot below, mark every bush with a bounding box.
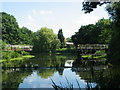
[2,51,29,60]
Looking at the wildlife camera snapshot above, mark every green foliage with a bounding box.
[2,51,29,60]
[106,2,120,64]
[97,19,112,43]
[82,1,110,13]
[56,48,76,53]
[1,12,21,44]
[19,27,34,45]
[58,29,65,48]
[82,1,120,64]
[0,39,7,50]
[2,51,20,60]
[1,12,34,45]
[16,50,29,55]
[33,27,60,52]
[71,19,112,46]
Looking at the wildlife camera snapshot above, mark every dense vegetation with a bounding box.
[1,1,120,64]
[1,12,61,53]
[1,2,120,89]
[1,12,34,45]
[33,27,60,52]
[71,18,112,46]
[82,1,120,64]
[0,40,30,61]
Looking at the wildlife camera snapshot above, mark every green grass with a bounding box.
[93,54,106,59]
[56,48,76,53]
[82,55,92,58]
[1,55,35,62]
[82,54,107,59]
[82,50,106,59]
[95,50,105,54]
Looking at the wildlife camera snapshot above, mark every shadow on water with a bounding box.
[72,56,120,89]
[2,53,120,89]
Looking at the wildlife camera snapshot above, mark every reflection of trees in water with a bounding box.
[2,53,76,68]
[37,69,56,79]
[74,64,120,88]
[2,69,32,88]
[94,66,120,88]
[73,56,120,88]
[2,53,76,88]
[37,68,64,79]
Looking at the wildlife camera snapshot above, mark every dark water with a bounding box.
[2,53,120,89]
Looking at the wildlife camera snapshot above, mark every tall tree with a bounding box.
[58,29,65,48]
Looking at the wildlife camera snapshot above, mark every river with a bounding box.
[2,53,120,89]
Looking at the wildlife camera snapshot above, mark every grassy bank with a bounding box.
[56,48,76,53]
[1,55,35,62]
[1,50,34,62]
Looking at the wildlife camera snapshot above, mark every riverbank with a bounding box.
[56,48,76,53]
[1,55,35,62]
[1,50,35,62]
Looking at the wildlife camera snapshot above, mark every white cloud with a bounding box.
[18,5,108,38]
[32,10,53,15]
[28,15,34,21]
[19,10,53,31]
[39,10,53,15]
[32,10,37,15]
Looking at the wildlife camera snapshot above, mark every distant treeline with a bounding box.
[0,12,63,52]
[71,18,112,46]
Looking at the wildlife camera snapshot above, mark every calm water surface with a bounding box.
[2,53,120,89]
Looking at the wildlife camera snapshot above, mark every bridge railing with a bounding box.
[3,45,33,51]
[77,44,108,50]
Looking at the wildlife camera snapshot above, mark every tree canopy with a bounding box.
[33,27,60,52]
[1,12,35,45]
[71,18,112,46]
[82,1,120,64]
[1,12,21,44]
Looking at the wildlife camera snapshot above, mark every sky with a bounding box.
[1,0,109,38]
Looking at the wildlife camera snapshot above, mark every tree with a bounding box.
[1,12,21,44]
[106,2,120,64]
[19,27,34,45]
[82,1,120,64]
[71,18,112,49]
[58,29,65,48]
[96,19,112,44]
[82,1,110,13]
[0,39,6,50]
[33,27,60,52]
